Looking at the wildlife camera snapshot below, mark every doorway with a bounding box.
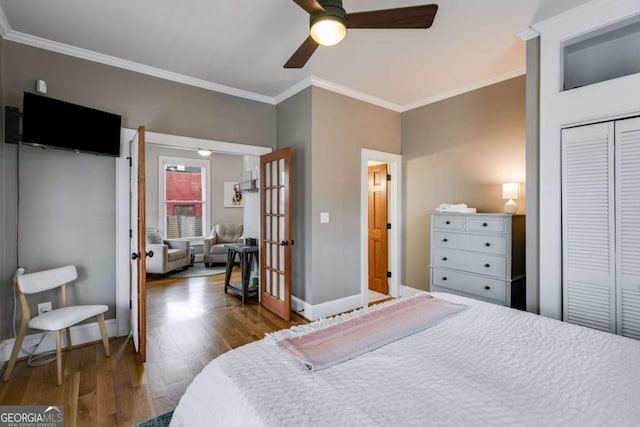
[360,149,402,308]
[116,129,271,355]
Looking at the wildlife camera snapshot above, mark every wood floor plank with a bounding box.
[0,268,307,425]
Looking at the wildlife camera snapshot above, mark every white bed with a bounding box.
[170,293,640,426]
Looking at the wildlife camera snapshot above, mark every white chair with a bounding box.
[2,265,110,385]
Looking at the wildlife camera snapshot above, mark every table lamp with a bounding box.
[502,183,520,214]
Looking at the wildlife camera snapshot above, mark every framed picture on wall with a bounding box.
[223,181,243,208]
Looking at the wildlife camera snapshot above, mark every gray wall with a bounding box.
[0,41,276,340]
[2,43,276,146]
[402,76,526,291]
[276,87,401,306]
[311,87,401,304]
[276,88,312,301]
[17,146,117,318]
[526,38,540,313]
[145,145,245,235]
[0,38,16,340]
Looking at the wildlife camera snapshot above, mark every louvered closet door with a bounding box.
[616,117,640,339]
[562,122,616,333]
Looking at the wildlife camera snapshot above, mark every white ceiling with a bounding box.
[0,0,593,111]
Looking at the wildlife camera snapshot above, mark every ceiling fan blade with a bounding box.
[284,36,320,68]
[347,4,438,29]
[292,0,325,14]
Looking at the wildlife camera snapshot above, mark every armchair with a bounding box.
[145,230,191,274]
[203,223,243,266]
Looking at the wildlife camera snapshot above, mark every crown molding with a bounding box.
[3,30,276,105]
[309,76,403,112]
[400,67,527,112]
[273,77,313,105]
[517,27,541,41]
[0,4,11,38]
[273,75,404,112]
[0,0,528,116]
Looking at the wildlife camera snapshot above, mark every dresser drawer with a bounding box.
[432,248,506,279]
[432,215,465,231]
[467,217,507,233]
[432,231,507,256]
[431,268,507,304]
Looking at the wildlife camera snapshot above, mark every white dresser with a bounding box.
[430,213,526,309]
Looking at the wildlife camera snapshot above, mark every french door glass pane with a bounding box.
[272,217,277,244]
[265,214,271,240]
[265,268,271,294]
[279,274,285,301]
[272,271,278,298]
[266,189,271,214]
[279,188,285,214]
[271,160,277,188]
[265,162,271,187]
[279,159,285,185]
[279,217,285,242]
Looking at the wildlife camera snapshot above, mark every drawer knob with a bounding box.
[485,242,491,247]
[443,238,448,242]
[484,263,491,268]
[442,277,447,281]
[482,222,488,227]
[484,285,491,290]
[445,220,451,225]
[442,257,448,261]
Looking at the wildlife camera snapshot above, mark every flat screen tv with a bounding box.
[22,92,122,157]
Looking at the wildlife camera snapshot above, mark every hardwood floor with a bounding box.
[0,268,307,426]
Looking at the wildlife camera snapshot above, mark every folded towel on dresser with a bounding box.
[436,203,471,213]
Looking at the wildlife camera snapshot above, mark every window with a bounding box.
[160,157,208,239]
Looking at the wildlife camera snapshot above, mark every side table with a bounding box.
[224,243,259,304]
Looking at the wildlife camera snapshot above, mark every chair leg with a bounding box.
[2,319,28,382]
[55,330,63,386]
[97,313,111,357]
[65,327,73,351]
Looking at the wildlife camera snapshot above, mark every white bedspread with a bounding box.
[170,293,640,426]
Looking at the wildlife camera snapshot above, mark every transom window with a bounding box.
[160,157,208,239]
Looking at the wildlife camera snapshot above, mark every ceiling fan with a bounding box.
[285,0,438,68]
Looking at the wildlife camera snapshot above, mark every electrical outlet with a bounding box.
[37,302,52,315]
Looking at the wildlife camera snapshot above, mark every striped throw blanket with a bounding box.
[277,294,466,371]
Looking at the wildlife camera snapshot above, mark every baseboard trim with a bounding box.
[292,294,363,321]
[0,319,118,363]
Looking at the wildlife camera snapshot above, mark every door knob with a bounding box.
[132,251,154,260]
[280,240,289,246]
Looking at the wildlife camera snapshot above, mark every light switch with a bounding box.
[320,212,330,223]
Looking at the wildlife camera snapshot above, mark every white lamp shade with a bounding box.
[502,183,520,200]
[310,17,347,46]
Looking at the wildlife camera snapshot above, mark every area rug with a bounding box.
[167,263,225,278]
[133,410,173,427]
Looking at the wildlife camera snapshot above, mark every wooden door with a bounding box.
[130,125,147,362]
[368,164,389,294]
[260,148,292,321]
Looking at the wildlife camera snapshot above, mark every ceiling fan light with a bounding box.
[310,17,347,46]
[197,149,212,157]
